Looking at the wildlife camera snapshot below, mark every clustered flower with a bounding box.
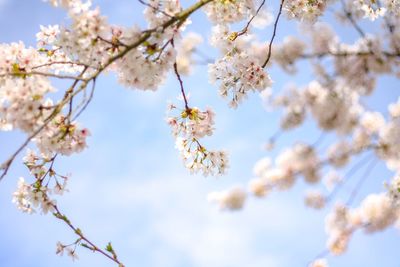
[384,0,400,15]
[143,0,182,28]
[333,37,392,95]
[207,186,247,210]
[176,33,203,75]
[57,3,112,67]
[0,72,55,132]
[56,241,79,261]
[209,50,272,108]
[0,41,90,154]
[273,36,306,73]
[309,258,329,267]
[12,176,58,215]
[327,140,352,168]
[3,0,400,264]
[203,0,254,24]
[324,203,353,255]
[275,80,363,134]
[386,172,400,205]
[167,103,228,176]
[115,0,184,91]
[246,143,320,201]
[34,116,90,156]
[351,0,387,20]
[284,0,329,23]
[375,107,400,170]
[12,149,70,213]
[305,190,326,209]
[306,23,338,54]
[325,190,400,255]
[115,35,176,91]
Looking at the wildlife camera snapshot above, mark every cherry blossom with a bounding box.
[1,0,400,265]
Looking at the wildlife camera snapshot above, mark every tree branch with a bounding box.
[262,0,285,68]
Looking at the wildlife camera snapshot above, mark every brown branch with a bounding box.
[73,77,97,120]
[232,0,267,41]
[137,0,174,18]
[0,0,214,183]
[0,71,87,80]
[31,61,88,70]
[340,0,366,38]
[300,51,400,59]
[53,205,125,267]
[262,0,285,68]
[173,62,190,110]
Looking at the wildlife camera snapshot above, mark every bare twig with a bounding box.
[31,61,88,70]
[346,159,378,205]
[73,77,97,120]
[137,0,174,18]
[173,62,190,110]
[340,0,366,38]
[232,0,267,40]
[262,0,285,68]
[326,153,374,203]
[300,51,400,59]
[0,71,87,81]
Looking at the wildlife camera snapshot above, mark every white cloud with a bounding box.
[66,165,317,267]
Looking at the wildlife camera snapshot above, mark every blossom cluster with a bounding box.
[351,0,387,20]
[284,0,329,22]
[0,41,90,152]
[167,104,228,176]
[207,186,246,210]
[325,191,400,256]
[204,0,274,108]
[247,143,320,197]
[275,80,363,134]
[203,0,255,24]
[2,0,400,265]
[12,149,69,214]
[309,258,329,267]
[176,33,203,75]
[209,50,272,108]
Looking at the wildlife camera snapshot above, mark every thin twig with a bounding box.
[137,0,174,18]
[300,51,400,59]
[73,78,97,120]
[340,0,366,38]
[346,159,378,205]
[233,0,267,40]
[31,61,88,70]
[173,62,189,110]
[326,153,373,203]
[53,205,125,266]
[262,0,285,68]
[0,71,87,81]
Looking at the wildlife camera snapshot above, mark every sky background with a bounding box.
[0,1,399,267]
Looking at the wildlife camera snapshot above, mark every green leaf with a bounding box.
[105,242,113,253]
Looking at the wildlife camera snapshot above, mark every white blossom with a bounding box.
[309,258,328,267]
[305,190,325,209]
[208,186,246,210]
[203,0,254,24]
[209,51,272,108]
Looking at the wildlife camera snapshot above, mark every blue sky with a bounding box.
[0,1,399,267]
